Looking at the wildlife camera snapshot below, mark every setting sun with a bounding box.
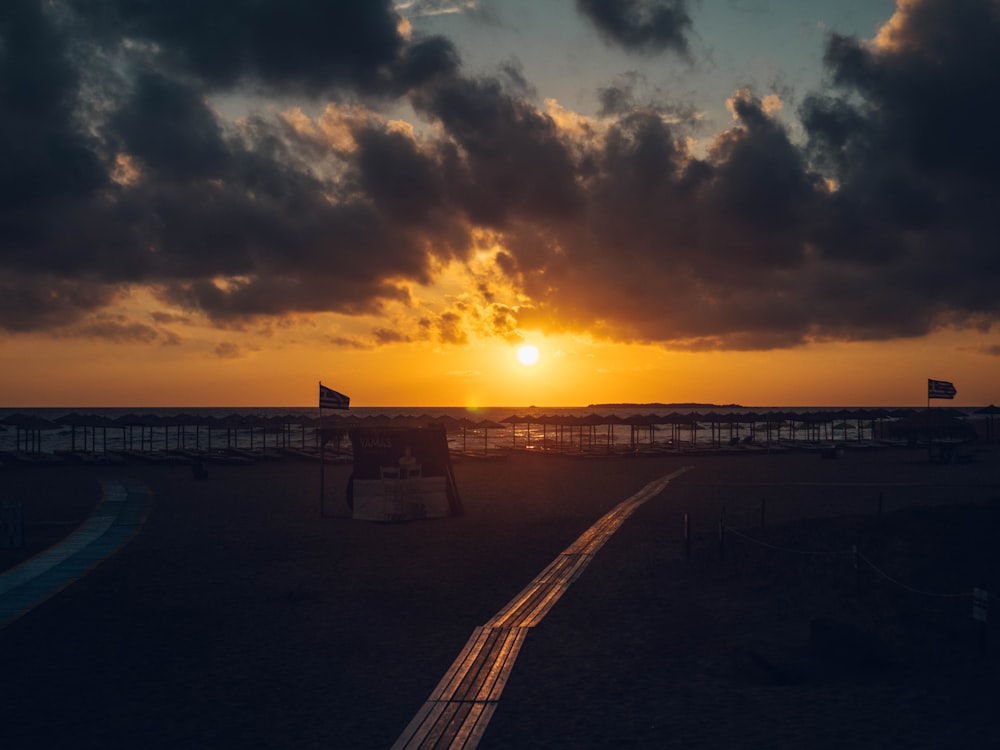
[516,344,540,367]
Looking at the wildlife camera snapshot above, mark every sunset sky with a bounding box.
[2,0,999,408]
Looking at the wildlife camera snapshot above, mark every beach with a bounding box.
[1,447,998,749]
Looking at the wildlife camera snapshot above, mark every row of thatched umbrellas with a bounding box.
[2,406,993,455]
[0,412,328,454]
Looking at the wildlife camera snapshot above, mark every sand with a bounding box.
[1,446,998,749]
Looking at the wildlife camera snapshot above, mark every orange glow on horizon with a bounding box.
[1,325,999,408]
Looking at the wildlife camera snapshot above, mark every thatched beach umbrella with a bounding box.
[55,412,89,452]
[622,413,656,448]
[475,419,504,455]
[603,414,625,450]
[113,413,140,451]
[1,413,60,453]
[719,412,740,444]
[795,411,822,442]
[168,413,198,450]
[500,414,521,448]
[534,414,554,450]
[267,414,294,449]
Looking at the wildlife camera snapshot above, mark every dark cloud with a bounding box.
[410,73,583,226]
[0,2,106,207]
[0,1,469,330]
[0,273,119,332]
[576,0,693,55]
[214,341,242,358]
[795,0,1000,331]
[70,316,175,345]
[109,73,232,182]
[596,71,696,118]
[3,0,1000,354]
[432,311,469,345]
[484,0,1000,349]
[69,0,457,96]
[0,1,109,306]
[372,328,412,345]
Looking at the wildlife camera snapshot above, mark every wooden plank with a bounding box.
[390,702,441,750]
[453,628,506,701]
[452,701,498,750]
[518,580,573,627]
[488,588,546,628]
[487,579,547,626]
[464,628,523,702]
[420,700,470,750]
[483,628,528,702]
[537,553,587,582]
[429,627,492,701]
[564,553,595,584]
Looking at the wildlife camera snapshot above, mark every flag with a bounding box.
[928,378,956,400]
[319,383,350,410]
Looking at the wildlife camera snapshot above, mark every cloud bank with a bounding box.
[1,0,999,351]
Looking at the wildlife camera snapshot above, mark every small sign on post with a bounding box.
[973,588,988,623]
[973,588,989,657]
[1,502,24,549]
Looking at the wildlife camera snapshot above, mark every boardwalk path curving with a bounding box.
[391,467,692,750]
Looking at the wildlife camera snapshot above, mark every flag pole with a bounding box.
[927,382,932,464]
[319,380,326,518]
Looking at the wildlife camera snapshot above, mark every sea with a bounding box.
[0,404,985,456]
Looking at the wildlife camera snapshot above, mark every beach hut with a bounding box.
[345,424,462,521]
[974,405,1000,442]
[886,411,976,444]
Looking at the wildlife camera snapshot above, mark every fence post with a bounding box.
[0,502,24,549]
[684,511,691,561]
[719,506,726,561]
[973,587,988,657]
[853,544,861,598]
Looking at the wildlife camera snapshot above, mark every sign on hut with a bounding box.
[347,425,462,522]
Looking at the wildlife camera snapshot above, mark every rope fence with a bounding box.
[706,500,990,655]
[855,550,974,599]
[723,525,852,559]
[720,516,977,600]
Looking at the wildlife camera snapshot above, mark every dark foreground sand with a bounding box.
[1,447,998,749]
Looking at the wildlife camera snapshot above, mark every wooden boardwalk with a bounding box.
[391,467,692,750]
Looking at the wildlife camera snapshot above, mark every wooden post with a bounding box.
[853,544,861,598]
[684,511,691,561]
[719,506,726,561]
[973,587,988,656]
[319,431,326,518]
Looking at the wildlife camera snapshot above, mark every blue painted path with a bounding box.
[0,482,150,630]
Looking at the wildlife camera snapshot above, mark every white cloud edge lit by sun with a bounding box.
[394,0,480,18]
